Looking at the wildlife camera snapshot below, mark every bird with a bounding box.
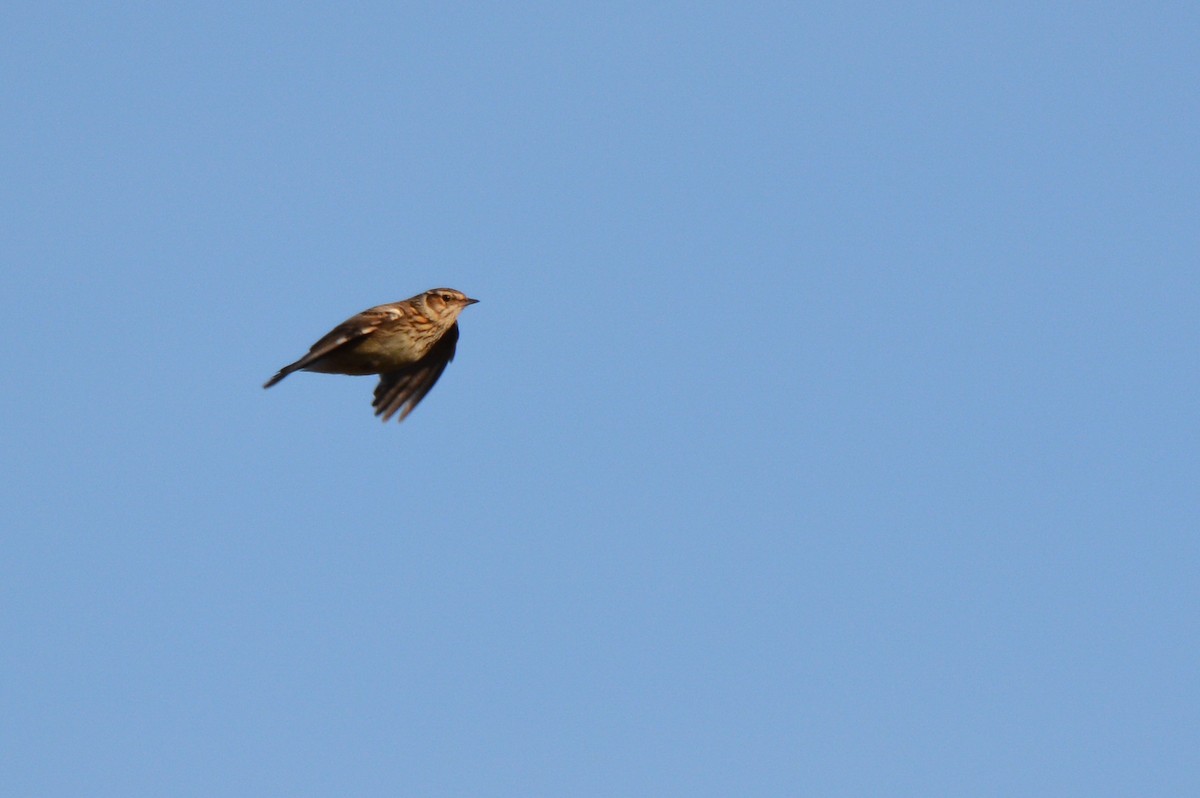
[264,288,478,422]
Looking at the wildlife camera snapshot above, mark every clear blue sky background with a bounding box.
[2,3,1196,795]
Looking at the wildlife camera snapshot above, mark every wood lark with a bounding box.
[264,288,478,422]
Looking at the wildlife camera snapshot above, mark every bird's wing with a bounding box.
[264,307,396,388]
[372,322,459,422]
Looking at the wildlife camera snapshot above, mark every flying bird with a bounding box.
[264,288,478,422]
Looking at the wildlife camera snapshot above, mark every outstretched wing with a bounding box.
[372,323,459,422]
[263,307,396,388]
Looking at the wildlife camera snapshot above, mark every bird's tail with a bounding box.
[263,364,299,389]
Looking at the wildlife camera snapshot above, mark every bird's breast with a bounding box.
[340,327,437,371]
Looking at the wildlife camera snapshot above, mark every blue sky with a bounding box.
[2,2,1197,795]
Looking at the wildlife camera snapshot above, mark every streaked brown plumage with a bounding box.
[264,288,478,422]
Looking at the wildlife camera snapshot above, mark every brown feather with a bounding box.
[372,323,460,422]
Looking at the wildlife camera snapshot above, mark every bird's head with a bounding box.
[421,288,479,320]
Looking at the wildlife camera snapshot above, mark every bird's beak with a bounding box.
[465,297,480,305]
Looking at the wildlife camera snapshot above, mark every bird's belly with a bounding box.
[315,335,427,374]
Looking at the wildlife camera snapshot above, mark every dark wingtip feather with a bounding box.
[371,360,449,423]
